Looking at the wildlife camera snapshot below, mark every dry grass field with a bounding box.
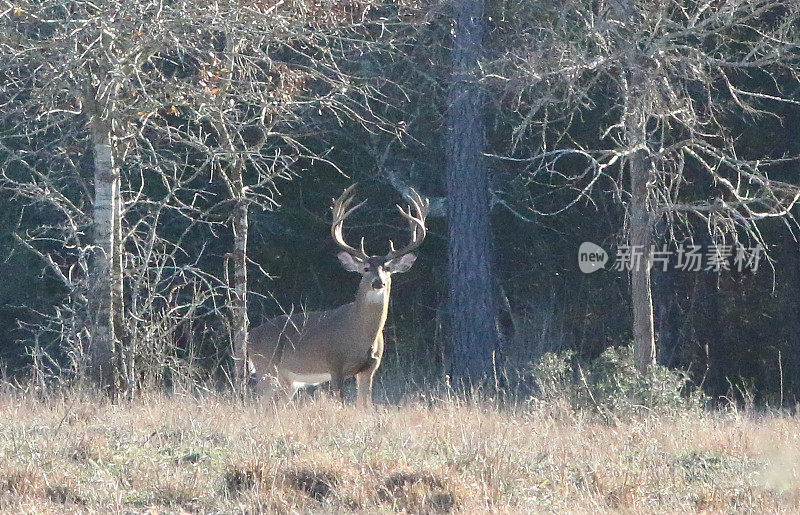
[0,387,798,514]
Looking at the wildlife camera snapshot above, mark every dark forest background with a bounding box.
[1,0,799,404]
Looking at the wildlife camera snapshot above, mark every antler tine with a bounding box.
[384,187,429,261]
[399,190,430,237]
[331,185,369,260]
[331,184,359,221]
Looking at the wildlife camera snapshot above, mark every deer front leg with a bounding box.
[356,366,377,408]
[254,372,296,404]
[356,338,383,408]
[252,373,281,403]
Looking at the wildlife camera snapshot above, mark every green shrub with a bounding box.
[525,346,705,417]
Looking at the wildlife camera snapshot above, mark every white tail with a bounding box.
[248,185,429,406]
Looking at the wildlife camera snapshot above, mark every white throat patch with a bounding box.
[364,288,387,304]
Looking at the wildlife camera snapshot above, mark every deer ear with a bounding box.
[337,252,366,273]
[386,253,417,273]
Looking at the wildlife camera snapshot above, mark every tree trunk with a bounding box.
[629,148,656,374]
[88,114,118,390]
[622,62,656,375]
[231,194,249,393]
[212,32,251,395]
[446,0,499,387]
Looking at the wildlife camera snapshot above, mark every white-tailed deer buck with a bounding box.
[248,185,429,406]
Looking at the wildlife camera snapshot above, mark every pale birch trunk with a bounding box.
[88,112,118,389]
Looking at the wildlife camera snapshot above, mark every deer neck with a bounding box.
[352,284,390,339]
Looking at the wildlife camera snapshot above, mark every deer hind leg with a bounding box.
[329,370,345,403]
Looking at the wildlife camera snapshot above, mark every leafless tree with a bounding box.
[1,0,172,389]
[489,0,800,372]
[1,0,413,393]
[127,1,416,392]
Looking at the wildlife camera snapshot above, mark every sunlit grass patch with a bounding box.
[0,390,798,512]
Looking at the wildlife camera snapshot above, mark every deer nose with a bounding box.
[371,278,384,290]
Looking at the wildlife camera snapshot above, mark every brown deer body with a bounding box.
[248,186,428,406]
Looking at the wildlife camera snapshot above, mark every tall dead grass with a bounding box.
[0,387,797,513]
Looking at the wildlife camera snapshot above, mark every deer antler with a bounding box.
[331,185,369,261]
[384,188,429,261]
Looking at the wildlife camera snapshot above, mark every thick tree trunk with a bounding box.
[88,116,118,389]
[231,195,249,393]
[446,0,499,387]
[629,148,656,374]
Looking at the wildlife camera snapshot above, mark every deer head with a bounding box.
[331,185,429,302]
